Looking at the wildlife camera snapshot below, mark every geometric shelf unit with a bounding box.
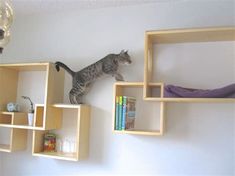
[32,104,90,161]
[144,27,235,102]
[113,82,165,136]
[0,62,91,161]
[113,27,235,136]
[0,62,64,130]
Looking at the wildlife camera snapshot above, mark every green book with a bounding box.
[118,96,123,130]
[115,96,119,130]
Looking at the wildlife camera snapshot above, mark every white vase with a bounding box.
[28,113,34,126]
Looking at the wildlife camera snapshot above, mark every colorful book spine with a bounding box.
[122,96,127,130]
[118,96,123,130]
[115,96,119,130]
[125,97,136,130]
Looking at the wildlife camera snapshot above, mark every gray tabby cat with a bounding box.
[55,50,131,104]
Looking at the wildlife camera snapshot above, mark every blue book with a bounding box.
[115,96,119,130]
[122,96,127,130]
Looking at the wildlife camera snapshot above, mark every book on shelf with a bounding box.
[115,96,119,130]
[118,96,123,130]
[115,96,136,131]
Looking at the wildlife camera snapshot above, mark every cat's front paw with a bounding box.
[115,74,124,81]
[115,77,125,81]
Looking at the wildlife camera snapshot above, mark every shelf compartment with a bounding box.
[32,104,90,161]
[144,27,235,99]
[0,112,12,125]
[0,128,11,152]
[113,82,165,136]
[146,27,235,44]
[0,63,49,112]
[0,112,44,130]
[0,127,27,152]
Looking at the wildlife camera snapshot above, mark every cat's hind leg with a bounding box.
[75,95,83,104]
[69,88,78,104]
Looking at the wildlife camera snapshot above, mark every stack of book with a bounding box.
[115,96,136,131]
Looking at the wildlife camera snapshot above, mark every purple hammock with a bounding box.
[164,83,235,98]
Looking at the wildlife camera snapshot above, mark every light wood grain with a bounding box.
[34,104,44,128]
[0,68,18,111]
[33,152,78,161]
[12,112,28,125]
[0,62,49,71]
[32,104,91,161]
[77,105,90,160]
[113,130,162,136]
[0,144,11,152]
[0,112,12,124]
[10,128,27,151]
[44,63,64,130]
[146,27,235,44]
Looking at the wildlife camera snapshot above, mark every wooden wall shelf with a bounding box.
[32,104,90,161]
[0,63,91,161]
[113,27,235,136]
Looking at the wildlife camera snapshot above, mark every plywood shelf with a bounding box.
[33,152,78,161]
[144,98,235,103]
[113,27,235,136]
[0,62,91,161]
[113,130,162,136]
[32,105,90,161]
[113,82,165,136]
[0,144,11,152]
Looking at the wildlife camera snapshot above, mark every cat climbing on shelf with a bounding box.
[55,50,131,104]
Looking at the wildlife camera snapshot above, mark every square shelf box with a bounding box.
[0,62,65,130]
[113,82,165,136]
[144,27,235,102]
[32,104,90,161]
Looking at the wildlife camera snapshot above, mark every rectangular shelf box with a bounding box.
[113,82,165,136]
[32,104,90,161]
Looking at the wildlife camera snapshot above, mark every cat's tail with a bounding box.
[55,61,75,76]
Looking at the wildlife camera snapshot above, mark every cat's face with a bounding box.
[118,50,132,65]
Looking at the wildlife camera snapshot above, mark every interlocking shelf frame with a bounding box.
[113,27,235,136]
[0,62,91,161]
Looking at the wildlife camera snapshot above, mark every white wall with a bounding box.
[0,1,235,176]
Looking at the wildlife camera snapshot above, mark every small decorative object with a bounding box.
[44,133,56,152]
[7,102,19,112]
[0,0,13,53]
[55,50,132,104]
[21,96,34,126]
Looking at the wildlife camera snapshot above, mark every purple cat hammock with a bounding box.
[164,83,235,98]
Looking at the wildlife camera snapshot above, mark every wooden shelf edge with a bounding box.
[144,97,235,103]
[113,130,163,136]
[0,144,11,152]
[114,82,164,87]
[32,152,78,161]
[51,104,90,109]
[0,124,44,130]
[146,26,235,35]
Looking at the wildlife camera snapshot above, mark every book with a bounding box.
[118,96,123,130]
[121,96,127,130]
[122,96,136,130]
[115,96,119,130]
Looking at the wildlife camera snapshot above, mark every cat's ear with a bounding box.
[120,50,125,54]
